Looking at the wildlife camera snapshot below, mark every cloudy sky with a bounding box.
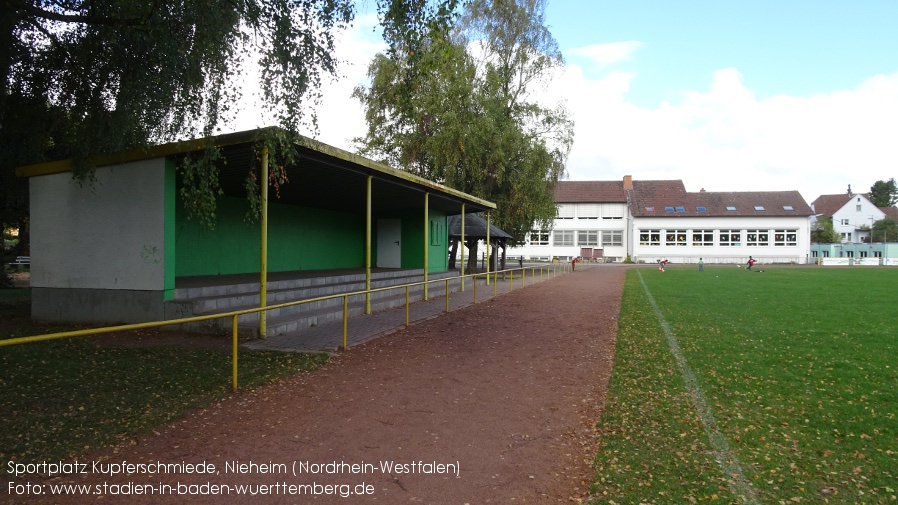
[233,0,898,205]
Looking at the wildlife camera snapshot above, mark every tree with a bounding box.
[353,0,573,247]
[0,0,463,244]
[870,217,898,243]
[869,179,898,208]
[810,218,840,244]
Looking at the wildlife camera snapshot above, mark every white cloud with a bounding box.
[555,63,898,203]
[566,41,643,69]
[230,20,898,206]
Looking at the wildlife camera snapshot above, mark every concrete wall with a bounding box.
[29,158,172,323]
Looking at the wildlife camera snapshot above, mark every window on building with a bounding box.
[601,204,625,219]
[856,205,862,212]
[720,230,742,246]
[554,230,574,246]
[666,230,687,246]
[746,229,769,246]
[726,206,737,211]
[529,230,549,246]
[579,204,599,219]
[556,204,575,219]
[578,230,599,246]
[822,250,829,257]
[692,230,713,246]
[664,206,675,212]
[602,230,623,247]
[754,206,765,211]
[783,205,794,211]
[812,250,818,258]
[874,251,882,258]
[639,230,661,246]
[675,206,686,212]
[860,250,868,258]
[846,250,854,258]
[773,230,798,246]
[696,206,707,212]
[841,219,850,225]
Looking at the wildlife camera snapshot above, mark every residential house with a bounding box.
[811,192,898,243]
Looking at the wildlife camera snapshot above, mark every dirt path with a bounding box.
[10,266,625,504]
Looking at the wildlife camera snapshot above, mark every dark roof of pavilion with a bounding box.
[447,213,512,240]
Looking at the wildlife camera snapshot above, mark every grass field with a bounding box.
[0,289,328,468]
[591,266,897,504]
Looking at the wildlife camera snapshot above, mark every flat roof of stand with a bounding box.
[16,128,496,216]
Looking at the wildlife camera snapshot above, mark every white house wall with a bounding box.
[632,216,811,264]
[832,195,884,243]
[507,202,630,261]
[29,159,171,324]
[30,159,167,291]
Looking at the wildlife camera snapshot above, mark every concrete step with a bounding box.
[164,270,460,335]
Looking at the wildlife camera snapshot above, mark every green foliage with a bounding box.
[1,0,355,229]
[811,217,841,243]
[354,0,573,244]
[594,267,898,504]
[869,178,898,208]
[870,216,898,242]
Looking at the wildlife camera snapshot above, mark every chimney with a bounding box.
[623,175,633,190]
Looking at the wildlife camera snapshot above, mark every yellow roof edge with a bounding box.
[15,129,266,178]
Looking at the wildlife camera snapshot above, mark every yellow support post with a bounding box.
[259,145,269,338]
[423,193,429,300]
[460,205,465,292]
[342,295,349,350]
[485,212,490,285]
[232,315,238,392]
[365,176,372,314]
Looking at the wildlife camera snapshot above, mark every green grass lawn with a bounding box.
[592,266,897,505]
[0,290,328,469]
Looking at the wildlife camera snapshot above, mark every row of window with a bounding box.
[813,250,880,258]
[529,230,623,247]
[556,204,625,220]
[638,229,798,247]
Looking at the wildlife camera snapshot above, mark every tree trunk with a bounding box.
[467,239,479,272]
[448,238,458,269]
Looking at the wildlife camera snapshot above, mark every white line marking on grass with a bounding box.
[637,270,759,504]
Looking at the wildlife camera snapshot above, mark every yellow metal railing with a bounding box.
[0,262,577,391]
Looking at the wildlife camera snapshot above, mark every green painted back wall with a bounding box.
[397,208,448,273]
[175,196,365,276]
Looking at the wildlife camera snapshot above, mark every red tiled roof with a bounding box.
[811,194,852,217]
[628,180,812,217]
[881,207,898,219]
[554,180,627,203]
